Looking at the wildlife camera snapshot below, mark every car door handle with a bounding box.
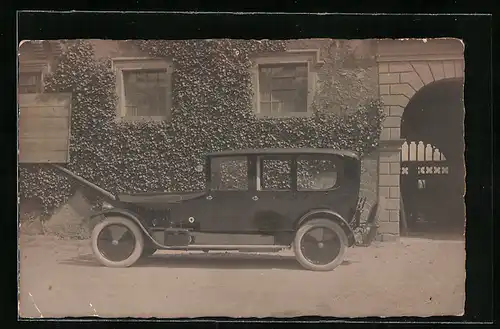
[252,196,259,201]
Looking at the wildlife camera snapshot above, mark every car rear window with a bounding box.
[297,156,338,190]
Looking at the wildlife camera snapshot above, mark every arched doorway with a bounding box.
[374,38,465,240]
[399,78,465,234]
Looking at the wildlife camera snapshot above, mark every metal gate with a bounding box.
[400,141,450,231]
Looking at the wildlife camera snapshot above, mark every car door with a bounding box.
[201,155,255,232]
[250,155,296,234]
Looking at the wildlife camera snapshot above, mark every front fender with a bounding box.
[89,209,164,248]
[296,209,356,247]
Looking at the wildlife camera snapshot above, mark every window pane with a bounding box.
[271,77,295,90]
[271,64,305,78]
[294,77,308,112]
[125,72,136,83]
[157,90,167,116]
[259,67,272,75]
[158,72,167,82]
[295,65,308,76]
[19,72,42,94]
[260,158,291,190]
[19,74,36,85]
[258,72,271,95]
[297,156,338,190]
[259,91,271,102]
[272,90,294,112]
[260,102,271,114]
[123,70,168,117]
[271,102,282,113]
[258,63,309,114]
[19,86,38,94]
[211,157,248,191]
[272,76,308,91]
[272,89,307,113]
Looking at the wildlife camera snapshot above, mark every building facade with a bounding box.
[18,38,465,239]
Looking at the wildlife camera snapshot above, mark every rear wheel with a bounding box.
[91,216,144,268]
[293,218,347,271]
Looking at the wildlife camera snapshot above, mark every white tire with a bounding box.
[91,216,145,268]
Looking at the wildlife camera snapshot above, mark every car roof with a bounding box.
[204,148,360,160]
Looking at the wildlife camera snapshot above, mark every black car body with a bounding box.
[62,148,367,271]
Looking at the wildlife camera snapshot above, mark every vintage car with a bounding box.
[56,148,372,271]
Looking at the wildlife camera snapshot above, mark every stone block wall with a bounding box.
[378,59,464,141]
[377,149,402,235]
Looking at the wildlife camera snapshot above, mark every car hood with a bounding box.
[117,191,207,206]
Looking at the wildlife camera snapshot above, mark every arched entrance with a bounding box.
[375,38,465,240]
[399,78,465,234]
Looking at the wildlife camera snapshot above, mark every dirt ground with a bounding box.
[18,234,465,319]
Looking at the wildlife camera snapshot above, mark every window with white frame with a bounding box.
[258,63,308,115]
[18,61,49,94]
[112,58,173,120]
[251,50,323,117]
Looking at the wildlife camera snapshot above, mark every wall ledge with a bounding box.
[378,139,405,151]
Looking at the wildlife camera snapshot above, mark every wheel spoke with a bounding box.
[98,240,115,252]
[302,234,318,245]
[322,230,337,242]
[306,228,322,242]
[316,246,334,264]
[301,240,318,252]
[108,225,128,241]
[323,237,341,251]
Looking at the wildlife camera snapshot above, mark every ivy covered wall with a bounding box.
[19,39,383,214]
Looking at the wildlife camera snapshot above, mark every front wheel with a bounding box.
[91,216,145,268]
[293,218,348,271]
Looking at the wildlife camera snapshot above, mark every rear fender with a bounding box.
[89,209,164,248]
[295,209,356,247]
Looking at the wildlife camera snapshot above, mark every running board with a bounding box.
[158,244,290,251]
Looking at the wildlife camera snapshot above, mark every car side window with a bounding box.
[259,157,292,191]
[297,156,338,190]
[210,156,248,191]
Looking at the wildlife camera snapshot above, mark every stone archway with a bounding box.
[374,39,465,239]
[400,78,465,233]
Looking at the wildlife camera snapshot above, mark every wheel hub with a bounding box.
[300,226,342,265]
[96,224,136,262]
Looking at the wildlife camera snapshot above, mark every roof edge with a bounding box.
[204,148,360,160]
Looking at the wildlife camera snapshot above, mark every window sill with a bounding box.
[254,112,314,119]
[117,116,170,122]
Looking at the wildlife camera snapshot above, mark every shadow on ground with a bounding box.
[402,231,465,241]
[58,252,354,270]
